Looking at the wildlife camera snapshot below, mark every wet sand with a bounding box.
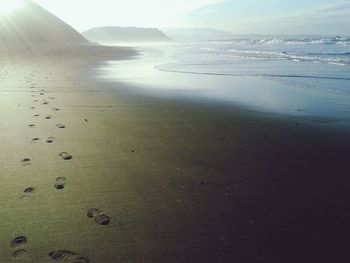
[0,45,349,262]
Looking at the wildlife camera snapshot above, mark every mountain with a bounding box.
[162,28,234,41]
[0,0,89,45]
[82,27,171,43]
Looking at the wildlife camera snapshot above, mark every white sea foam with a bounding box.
[179,38,350,66]
[155,39,350,96]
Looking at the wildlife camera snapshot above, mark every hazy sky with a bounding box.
[34,0,350,35]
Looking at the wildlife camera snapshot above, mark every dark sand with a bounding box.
[0,45,349,263]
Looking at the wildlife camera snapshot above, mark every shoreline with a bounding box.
[93,44,350,128]
[0,45,349,262]
[90,62,350,132]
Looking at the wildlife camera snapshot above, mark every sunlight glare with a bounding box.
[0,0,24,13]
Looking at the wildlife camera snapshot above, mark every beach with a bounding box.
[0,44,349,263]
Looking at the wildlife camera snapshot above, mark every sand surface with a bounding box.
[0,45,349,263]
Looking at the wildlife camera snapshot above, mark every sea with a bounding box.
[95,36,350,125]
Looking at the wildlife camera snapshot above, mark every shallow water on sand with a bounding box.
[94,43,350,125]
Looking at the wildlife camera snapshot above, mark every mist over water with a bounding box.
[96,37,350,125]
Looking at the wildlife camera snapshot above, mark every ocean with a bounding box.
[96,37,350,125]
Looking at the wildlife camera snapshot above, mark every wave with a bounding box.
[156,64,350,81]
[305,52,350,56]
[216,49,350,66]
[192,43,350,66]
[228,49,350,57]
[208,37,350,46]
[256,38,350,45]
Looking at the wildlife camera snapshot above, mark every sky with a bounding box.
[33,0,350,35]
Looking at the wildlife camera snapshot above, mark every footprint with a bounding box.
[45,115,53,120]
[87,209,111,226]
[42,101,49,105]
[49,97,55,100]
[24,187,35,194]
[21,188,35,199]
[21,158,31,166]
[56,124,66,129]
[30,107,36,109]
[87,209,102,218]
[46,137,55,144]
[34,114,40,117]
[40,93,44,96]
[54,182,66,190]
[11,236,27,247]
[48,250,76,261]
[13,249,28,258]
[59,152,72,160]
[28,124,35,128]
[52,108,60,111]
[56,177,67,182]
[95,214,111,226]
[48,251,90,262]
[31,138,40,143]
[54,177,66,190]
